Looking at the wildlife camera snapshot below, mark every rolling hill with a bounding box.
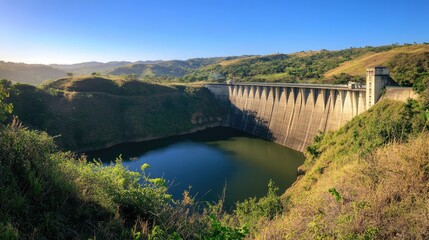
[2,43,428,86]
[50,61,132,75]
[181,45,419,83]
[108,57,241,78]
[0,61,67,85]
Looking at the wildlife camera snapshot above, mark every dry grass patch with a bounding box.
[325,44,429,77]
[257,133,429,239]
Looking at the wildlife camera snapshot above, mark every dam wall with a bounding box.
[384,86,418,102]
[206,84,367,152]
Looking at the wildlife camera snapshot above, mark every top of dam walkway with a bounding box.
[206,82,366,91]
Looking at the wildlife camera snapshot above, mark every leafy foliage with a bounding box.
[208,214,248,240]
[0,80,13,122]
[0,124,216,239]
[387,52,429,89]
[328,188,342,202]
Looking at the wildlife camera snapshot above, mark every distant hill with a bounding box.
[50,61,132,75]
[108,57,243,78]
[2,43,428,86]
[0,61,67,85]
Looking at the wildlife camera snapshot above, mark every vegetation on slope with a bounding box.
[387,51,429,90]
[0,83,264,239]
[0,121,254,239]
[249,98,429,239]
[1,76,227,150]
[325,44,429,77]
[180,45,402,83]
[3,77,428,239]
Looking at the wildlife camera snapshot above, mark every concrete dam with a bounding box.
[205,67,406,152]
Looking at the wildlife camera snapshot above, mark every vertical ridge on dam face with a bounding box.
[205,83,367,152]
[205,67,414,152]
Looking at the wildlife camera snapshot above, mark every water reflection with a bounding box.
[85,127,304,209]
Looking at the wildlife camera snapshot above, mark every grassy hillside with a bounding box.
[0,61,67,85]
[181,45,403,83]
[251,99,429,239]
[325,44,429,78]
[1,76,226,150]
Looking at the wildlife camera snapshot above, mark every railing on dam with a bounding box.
[207,82,366,91]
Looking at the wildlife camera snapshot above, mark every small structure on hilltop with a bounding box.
[347,81,363,89]
[366,66,389,108]
[226,79,234,84]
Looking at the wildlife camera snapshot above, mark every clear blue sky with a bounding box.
[1,0,428,64]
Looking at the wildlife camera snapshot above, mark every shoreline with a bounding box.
[75,122,223,153]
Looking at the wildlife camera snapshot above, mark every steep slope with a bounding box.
[0,61,67,85]
[254,99,429,239]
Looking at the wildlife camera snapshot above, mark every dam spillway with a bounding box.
[205,83,367,152]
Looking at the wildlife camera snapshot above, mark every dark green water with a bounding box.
[85,127,305,210]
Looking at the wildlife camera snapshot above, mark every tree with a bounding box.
[126,74,138,81]
[0,82,13,122]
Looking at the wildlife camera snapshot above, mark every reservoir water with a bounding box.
[85,127,305,210]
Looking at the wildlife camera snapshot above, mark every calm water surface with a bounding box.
[85,127,305,209]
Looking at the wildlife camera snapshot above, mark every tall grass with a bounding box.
[255,99,429,239]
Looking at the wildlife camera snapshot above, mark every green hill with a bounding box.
[2,76,226,150]
[108,57,242,79]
